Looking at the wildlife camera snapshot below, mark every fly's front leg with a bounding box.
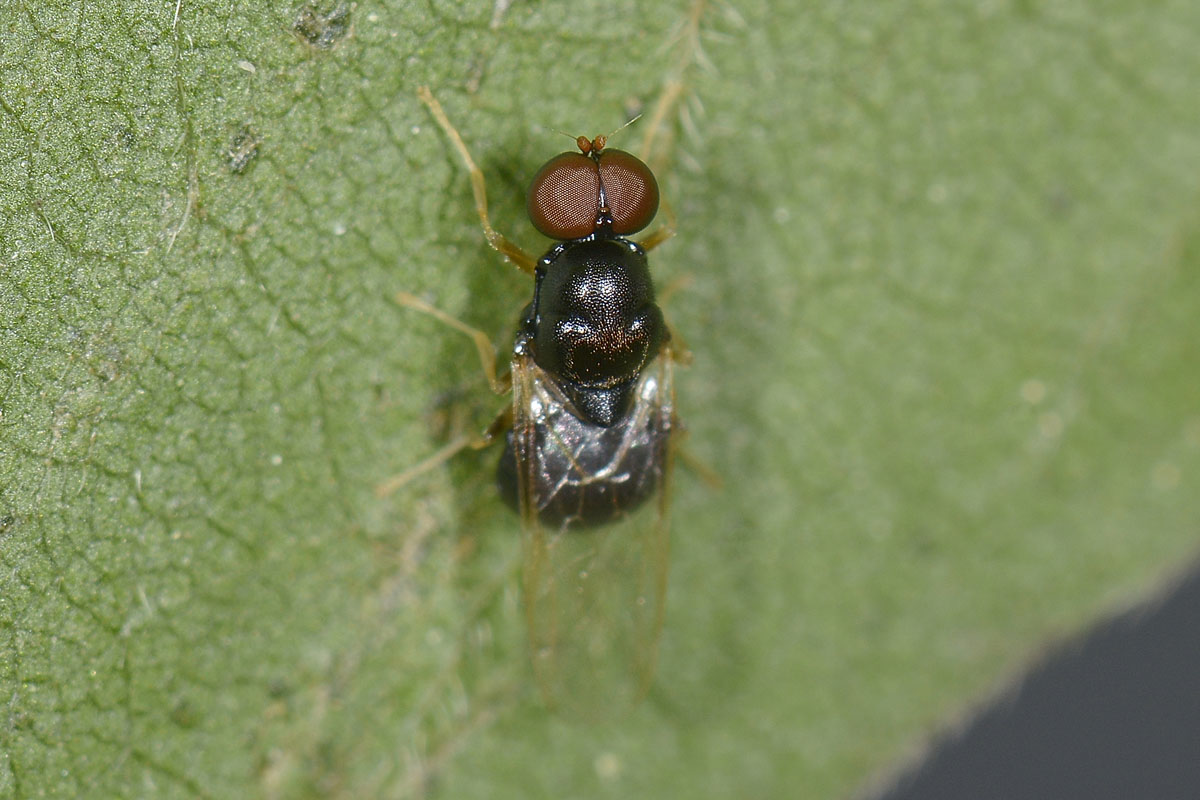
[417,86,537,275]
[637,202,676,253]
[635,0,709,253]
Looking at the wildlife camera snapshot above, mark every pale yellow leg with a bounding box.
[638,199,677,253]
[377,292,515,497]
[636,81,679,254]
[636,0,709,252]
[395,291,510,394]
[417,86,537,275]
[677,444,723,490]
[655,274,694,365]
[375,404,511,498]
[638,77,686,173]
[376,434,476,498]
[657,273,693,306]
[664,321,693,367]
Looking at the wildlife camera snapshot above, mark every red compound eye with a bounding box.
[597,149,658,236]
[526,145,659,240]
[527,152,601,240]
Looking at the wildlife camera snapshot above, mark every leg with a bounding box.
[677,442,723,490]
[417,86,537,275]
[664,324,693,366]
[657,272,693,306]
[638,77,686,174]
[637,0,707,169]
[376,405,513,498]
[636,0,709,252]
[377,292,512,495]
[395,291,511,395]
[656,274,694,365]
[638,198,676,252]
[636,94,678,253]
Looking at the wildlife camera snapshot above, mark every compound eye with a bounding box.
[597,149,659,235]
[527,152,601,240]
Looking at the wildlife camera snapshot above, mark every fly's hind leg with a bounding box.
[377,292,514,498]
[417,86,537,275]
[675,428,723,490]
[376,405,512,498]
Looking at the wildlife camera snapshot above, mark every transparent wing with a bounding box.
[511,347,675,719]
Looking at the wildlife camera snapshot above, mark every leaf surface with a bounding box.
[2,1,1198,797]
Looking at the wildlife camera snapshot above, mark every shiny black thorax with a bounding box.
[526,237,665,427]
[496,235,670,526]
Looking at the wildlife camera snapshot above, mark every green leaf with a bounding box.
[3,1,1198,797]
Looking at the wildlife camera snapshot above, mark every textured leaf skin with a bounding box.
[2,1,1199,798]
